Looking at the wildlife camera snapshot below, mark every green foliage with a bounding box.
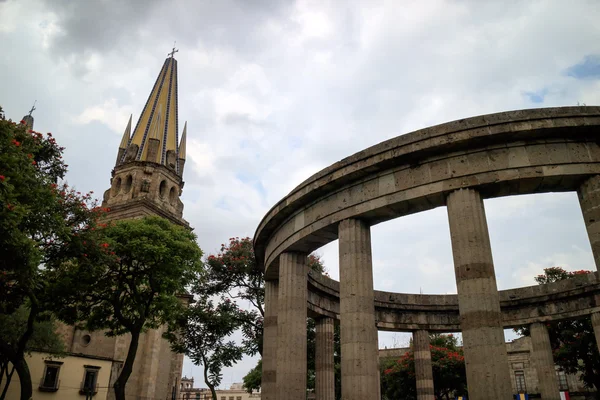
[201,237,326,356]
[380,334,466,400]
[0,306,65,398]
[515,267,600,391]
[242,359,262,393]
[51,216,204,400]
[0,306,65,356]
[0,108,104,400]
[53,216,204,334]
[172,297,246,400]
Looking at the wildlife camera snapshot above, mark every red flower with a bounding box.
[11,139,21,146]
[0,175,4,181]
[20,120,25,124]
[101,243,109,248]
[31,160,36,165]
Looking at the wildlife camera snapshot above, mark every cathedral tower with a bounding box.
[102,50,189,228]
[62,51,190,400]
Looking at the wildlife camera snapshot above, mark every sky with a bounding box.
[2,0,600,390]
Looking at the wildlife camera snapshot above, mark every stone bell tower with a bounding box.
[87,50,189,400]
[102,49,189,228]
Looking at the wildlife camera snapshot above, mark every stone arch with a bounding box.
[254,106,600,400]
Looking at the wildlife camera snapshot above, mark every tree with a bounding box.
[0,307,65,400]
[171,296,247,400]
[51,216,204,400]
[0,108,103,400]
[201,237,337,395]
[201,237,325,356]
[242,359,262,393]
[515,266,600,392]
[380,334,466,400]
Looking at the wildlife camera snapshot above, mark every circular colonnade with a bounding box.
[254,107,600,400]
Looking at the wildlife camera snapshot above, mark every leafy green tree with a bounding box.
[0,109,103,400]
[203,237,336,395]
[515,266,600,392]
[51,216,204,400]
[381,334,466,400]
[242,359,262,393]
[171,297,246,400]
[0,307,65,400]
[201,237,325,356]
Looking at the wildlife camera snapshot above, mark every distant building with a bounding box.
[179,381,261,400]
[379,336,594,398]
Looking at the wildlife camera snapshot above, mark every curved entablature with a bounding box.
[254,106,600,280]
[306,271,600,331]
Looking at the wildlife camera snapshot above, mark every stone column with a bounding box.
[316,317,335,400]
[338,218,380,400]
[530,322,560,400]
[578,175,600,270]
[277,252,308,400]
[262,280,279,400]
[591,312,600,354]
[446,188,512,400]
[413,330,435,400]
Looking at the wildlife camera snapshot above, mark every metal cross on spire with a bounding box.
[168,42,179,58]
[28,100,37,116]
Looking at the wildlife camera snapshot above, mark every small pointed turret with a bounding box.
[116,115,132,165]
[177,121,187,176]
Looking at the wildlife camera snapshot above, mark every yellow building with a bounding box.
[5,351,113,400]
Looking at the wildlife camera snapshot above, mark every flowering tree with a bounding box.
[0,108,105,400]
[201,237,325,355]
[380,334,466,400]
[515,267,600,391]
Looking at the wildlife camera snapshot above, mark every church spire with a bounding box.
[122,51,180,171]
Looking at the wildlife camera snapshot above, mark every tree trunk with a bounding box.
[0,365,15,400]
[113,329,141,400]
[203,362,217,400]
[11,358,32,400]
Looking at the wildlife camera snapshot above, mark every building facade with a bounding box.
[4,351,113,400]
[179,380,261,400]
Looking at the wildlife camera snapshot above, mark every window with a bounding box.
[195,394,201,400]
[514,370,526,393]
[124,174,133,193]
[237,397,242,400]
[229,397,234,400]
[80,365,100,395]
[221,397,226,400]
[39,361,62,392]
[557,369,569,391]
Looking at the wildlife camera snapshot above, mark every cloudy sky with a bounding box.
[2,0,600,390]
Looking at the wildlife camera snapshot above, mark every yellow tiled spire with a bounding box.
[126,51,181,170]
